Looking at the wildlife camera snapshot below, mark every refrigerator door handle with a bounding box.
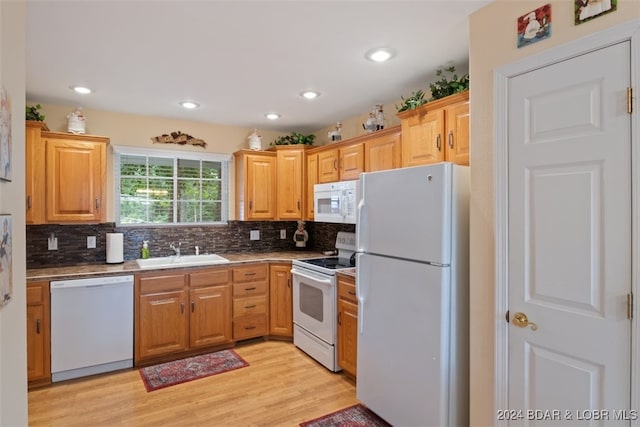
[356,197,367,252]
[356,252,366,334]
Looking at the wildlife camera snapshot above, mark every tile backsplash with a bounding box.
[26,221,355,269]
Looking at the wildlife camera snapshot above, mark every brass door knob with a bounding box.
[512,312,538,331]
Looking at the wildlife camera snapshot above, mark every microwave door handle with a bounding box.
[340,191,347,218]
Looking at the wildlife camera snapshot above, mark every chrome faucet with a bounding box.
[170,242,181,257]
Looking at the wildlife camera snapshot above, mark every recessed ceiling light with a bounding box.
[300,91,320,100]
[179,101,199,109]
[265,113,281,120]
[70,85,92,94]
[365,47,396,63]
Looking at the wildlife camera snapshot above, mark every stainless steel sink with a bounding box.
[136,254,229,269]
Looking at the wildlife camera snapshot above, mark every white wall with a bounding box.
[0,1,28,426]
[469,1,640,425]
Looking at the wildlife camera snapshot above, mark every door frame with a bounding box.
[494,19,640,424]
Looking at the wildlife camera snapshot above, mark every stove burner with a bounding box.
[299,256,355,270]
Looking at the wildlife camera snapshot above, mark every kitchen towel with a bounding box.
[106,233,124,264]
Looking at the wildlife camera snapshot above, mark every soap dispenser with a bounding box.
[141,241,150,259]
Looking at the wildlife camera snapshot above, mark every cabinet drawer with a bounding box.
[232,264,268,282]
[27,284,46,305]
[338,277,357,304]
[190,269,230,288]
[233,295,267,317]
[233,314,268,340]
[139,274,186,294]
[232,280,267,297]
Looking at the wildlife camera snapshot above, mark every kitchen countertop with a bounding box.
[27,251,326,282]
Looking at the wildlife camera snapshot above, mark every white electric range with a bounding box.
[291,231,356,371]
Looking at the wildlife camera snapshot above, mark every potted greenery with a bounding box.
[428,66,469,101]
[26,104,46,122]
[396,90,427,112]
[270,132,316,146]
[395,66,469,112]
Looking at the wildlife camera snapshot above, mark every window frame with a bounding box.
[113,145,231,227]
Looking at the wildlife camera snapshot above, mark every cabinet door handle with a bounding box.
[338,312,342,326]
[244,326,256,330]
[245,304,257,309]
[297,200,301,210]
[333,159,338,170]
[180,303,184,314]
[448,131,454,149]
[95,198,100,210]
[27,195,32,210]
[244,272,256,277]
[287,277,291,288]
[249,200,253,211]
[36,319,41,334]
[348,290,356,296]
[339,158,343,169]
[191,301,195,312]
[436,134,442,151]
[245,286,256,291]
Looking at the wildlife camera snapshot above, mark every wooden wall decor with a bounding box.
[151,131,207,148]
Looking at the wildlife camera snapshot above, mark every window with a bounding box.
[114,146,230,225]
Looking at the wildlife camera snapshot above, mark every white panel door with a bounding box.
[508,41,631,423]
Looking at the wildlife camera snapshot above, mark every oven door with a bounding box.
[291,265,336,345]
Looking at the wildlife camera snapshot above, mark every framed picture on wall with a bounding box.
[517,4,552,49]
[0,87,11,182]
[575,0,617,25]
[0,215,12,308]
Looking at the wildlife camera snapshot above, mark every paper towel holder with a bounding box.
[106,233,124,264]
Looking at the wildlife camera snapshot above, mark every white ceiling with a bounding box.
[26,1,491,134]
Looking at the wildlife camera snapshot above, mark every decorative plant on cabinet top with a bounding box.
[395,66,469,112]
[270,132,316,146]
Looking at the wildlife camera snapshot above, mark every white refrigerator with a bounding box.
[356,162,469,427]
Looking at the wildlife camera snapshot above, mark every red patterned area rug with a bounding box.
[300,404,391,427]
[139,349,249,392]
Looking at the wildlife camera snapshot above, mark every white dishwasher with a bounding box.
[50,275,134,382]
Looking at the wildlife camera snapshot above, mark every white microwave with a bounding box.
[313,180,360,224]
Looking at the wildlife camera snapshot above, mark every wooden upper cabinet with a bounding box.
[364,126,402,172]
[275,146,304,220]
[339,143,364,181]
[315,143,364,184]
[25,121,48,224]
[305,153,318,220]
[42,132,108,223]
[317,148,340,183]
[234,150,277,220]
[398,91,470,167]
[445,100,470,166]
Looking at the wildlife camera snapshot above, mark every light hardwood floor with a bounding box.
[28,340,358,427]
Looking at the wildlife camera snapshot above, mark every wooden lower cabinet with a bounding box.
[135,267,232,363]
[232,263,269,340]
[269,263,293,337]
[337,274,358,378]
[27,281,50,387]
[189,269,232,348]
